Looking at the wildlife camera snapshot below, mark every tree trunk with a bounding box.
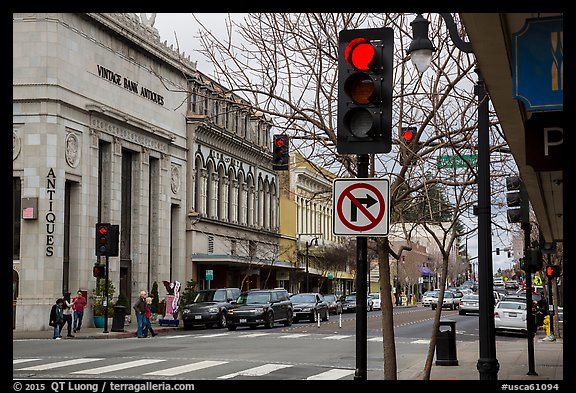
[378,237,397,379]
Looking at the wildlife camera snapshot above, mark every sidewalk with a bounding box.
[13,321,563,381]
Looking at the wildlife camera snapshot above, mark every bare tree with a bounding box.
[188,12,515,380]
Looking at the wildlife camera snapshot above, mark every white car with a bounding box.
[494,300,528,335]
[368,293,381,310]
[422,290,439,307]
[431,291,460,310]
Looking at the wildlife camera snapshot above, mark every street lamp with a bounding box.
[305,237,319,292]
[408,13,499,380]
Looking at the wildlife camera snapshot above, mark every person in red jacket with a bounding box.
[72,290,87,333]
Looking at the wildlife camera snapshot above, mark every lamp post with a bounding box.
[305,237,319,293]
[408,13,499,380]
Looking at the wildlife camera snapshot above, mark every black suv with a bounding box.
[226,289,293,330]
[182,288,240,329]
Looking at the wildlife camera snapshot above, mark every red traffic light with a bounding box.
[402,128,415,142]
[345,38,376,71]
[545,265,560,278]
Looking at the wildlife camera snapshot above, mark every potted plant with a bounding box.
[90,278,115,328]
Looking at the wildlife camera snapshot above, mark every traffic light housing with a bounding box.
[95,223,118,256]
[506,176,529,223]
[272,134,289,170]
[337,28,393,154]
[92,263,105,279]
[400,127,416,165]
[545,265,561,278]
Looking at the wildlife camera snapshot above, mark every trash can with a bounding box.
[435,319,458,366]
[111,305,126,332]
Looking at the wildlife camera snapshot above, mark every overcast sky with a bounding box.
[152,12,516,277]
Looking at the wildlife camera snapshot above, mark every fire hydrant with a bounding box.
[543,315,551,336]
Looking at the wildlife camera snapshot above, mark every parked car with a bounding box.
[290,293,329,322]
[422,290,439,307]
[459,293,480,315]
[503,293,547,326]
[181,288,240,330]
[226,289,293,330]
[368,292,381,310]
[322,294,343,315]
[340,293,373,313]
[494,300,528,335]
[431,291,460,310]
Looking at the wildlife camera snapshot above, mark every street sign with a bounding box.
[333,178,390,236]
[436,154,477,169]
[206,270,213,281]
[533,276,542,286]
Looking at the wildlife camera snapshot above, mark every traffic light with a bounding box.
[92,263,105,279]
[337,28,393,154]
[272,134,289,171]
[545,265,561,278]
[95,223,112,256]
[506,176,529,223]
[399,127,416,165]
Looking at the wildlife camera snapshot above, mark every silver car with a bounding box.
[459,293,479,315]
[494,300,528,335]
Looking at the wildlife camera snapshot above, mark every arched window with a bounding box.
[228,167,237,223]
[238,171,246,225]
[270,181,278,230]
[217,164,228,221]
[263,179,270,229]
[257,177,265,227]
[246,174,255,226]
[194,155,206,215]
[206,160,217,218]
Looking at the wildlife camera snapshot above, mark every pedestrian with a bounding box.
[49,298,64,339]
[72,290,87,333]
[133,290,148,338]
[145,296,157,337]
[61,292,74,337]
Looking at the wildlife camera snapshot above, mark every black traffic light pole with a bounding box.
[103,255,110,334]
[354,154,369,381]
[522,223,537,376]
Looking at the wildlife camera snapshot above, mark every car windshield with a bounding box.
[370,293,380,299]
[498,301,527,310]
[463,294,479,300]
[291,294,316,303]
[236,292,271,305]
[324,295,336,302]
[428,292,439,298]
[345,294,356,301]
[193,290,226,303]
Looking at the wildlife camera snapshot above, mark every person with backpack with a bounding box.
[49,298,64,340]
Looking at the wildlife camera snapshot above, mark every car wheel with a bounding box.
[227,324,237,331]
[283,310,293,326]
[217,312,227,328]
[265,311,275,329]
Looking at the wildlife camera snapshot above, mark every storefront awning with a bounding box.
[420,266,435,277]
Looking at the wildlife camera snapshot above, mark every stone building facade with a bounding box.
[12,13,281,331]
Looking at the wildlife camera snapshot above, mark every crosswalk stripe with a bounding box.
[164,334,195,339]
[144,360,229,376]
[279,333,309,338]
[17,358,103,371]
[240,333,271,338]
[306,369,355,380]
[195,333,230,338]
[71,359,165,374]
[13,359,40,364]
[368,337,383,342]
[217,364,293,379]
[323,335,352,340]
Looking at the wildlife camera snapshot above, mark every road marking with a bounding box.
[195,333,230,338]
[411,339,430,344]
[240,333,271,338]
[13,359,41,364]
[323,335,352,340]
[279,333,310,338]
[217,364,293,379]
[164,334,195,339]
[307,369,355,380]
[71,359,165,374]
[144,360,229,376]
[17,358,103,371]
[368,337,383,342]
